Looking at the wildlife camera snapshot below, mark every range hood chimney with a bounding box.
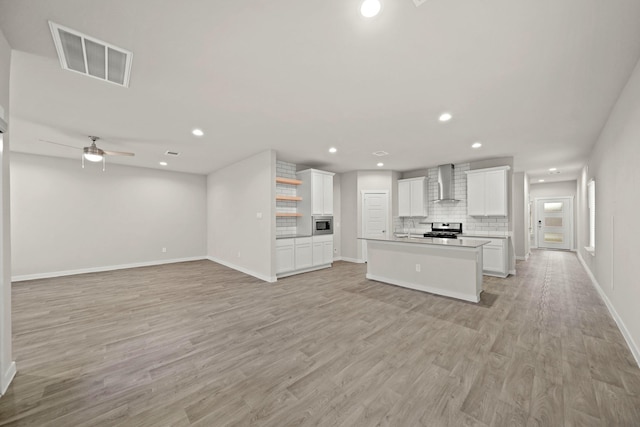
[435,164,459,202]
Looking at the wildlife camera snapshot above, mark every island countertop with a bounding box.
[358,235,490,248]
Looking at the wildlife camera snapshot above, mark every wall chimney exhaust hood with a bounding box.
[434,164,460,202]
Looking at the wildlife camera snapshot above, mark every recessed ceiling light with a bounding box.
[549,167,557,171]
[439,112,452,122]
[372,150,389,156]
[159,161,168,166]
[360,0,381,17]
[471,142,482,149]
[192,129,204,137]
[377,162,384,167]
[539,179,545,182]
[329,147,337,153]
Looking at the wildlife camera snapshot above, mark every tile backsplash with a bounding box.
[276,160,298,236]
[395,163,511,236]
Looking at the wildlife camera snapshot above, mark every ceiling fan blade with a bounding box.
[102,150,135,156]
[39,139,81,150]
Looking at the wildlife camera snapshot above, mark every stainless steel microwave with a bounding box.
[312,216,333,235]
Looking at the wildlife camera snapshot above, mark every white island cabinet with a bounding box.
[359,236,489,303]
[465,166,510,216]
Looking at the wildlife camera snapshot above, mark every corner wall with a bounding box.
[0,26,14,395]
[577,57,640,365]
[207,150,276,281]
[339,171,358,262]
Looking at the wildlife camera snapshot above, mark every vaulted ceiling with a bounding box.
[1,0,639,181]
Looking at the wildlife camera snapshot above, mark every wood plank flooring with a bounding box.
[2,250,639,426]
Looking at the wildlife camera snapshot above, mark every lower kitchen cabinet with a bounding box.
[294,237,313,270]
[482,238,508,278]
[276,239,295,273]
[312,235,333,266]
[276,235,333,277]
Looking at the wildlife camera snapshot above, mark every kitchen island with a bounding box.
[359,236,489,303]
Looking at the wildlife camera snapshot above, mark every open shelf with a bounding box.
[276,177,302,185]
[276,212,303,217]
[276,195,302,201]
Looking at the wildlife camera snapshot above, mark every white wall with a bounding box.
[339,171,358,261]
[512,172,527,259]
[577,57,640,365]
[332,173,341,259]
[207,150,276,281]
[0,26,14,395]
[529,180,577,249]
[11,153,207,278]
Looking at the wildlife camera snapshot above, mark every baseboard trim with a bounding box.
[277,264,331,279]
[1,361,16,395]
[341,257,365,264]
[577,252,640,368]
[12,256,207,282]
[206,256,276,283]
[516,252,530,261]
[332,256,343,262]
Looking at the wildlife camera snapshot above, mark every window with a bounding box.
[587,180,595,251]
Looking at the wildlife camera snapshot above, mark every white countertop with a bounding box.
[359,235,490,248]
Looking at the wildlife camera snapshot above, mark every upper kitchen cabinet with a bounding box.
[398,177,428,217]
[297,169,334,216]
[465,166,510,216]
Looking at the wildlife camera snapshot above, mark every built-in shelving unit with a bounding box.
[276,177,303,217]
[276,177,302,185]
[276,195,302,201]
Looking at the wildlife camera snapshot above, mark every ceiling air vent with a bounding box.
[372,151,389,157]
[165,151,180,156]
[49,21,133,87]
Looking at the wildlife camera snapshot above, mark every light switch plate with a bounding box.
[256,212,263,219]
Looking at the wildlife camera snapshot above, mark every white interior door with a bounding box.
[362,191,389,262]
[536,197,573,250]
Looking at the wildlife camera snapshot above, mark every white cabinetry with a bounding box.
[294,237,313,270]
[276,239,295,274]
[312,235,333,266]
[277,236,333,277]
[482,238,508,278]
[297,169,334,216]
[465,166,510,217]
[398,177,428,217]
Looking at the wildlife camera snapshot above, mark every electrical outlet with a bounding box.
[415,264,421,272]
[256,212,263,219]
[162,247,167,253]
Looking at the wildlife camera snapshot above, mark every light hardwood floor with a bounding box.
[1,250,639,426]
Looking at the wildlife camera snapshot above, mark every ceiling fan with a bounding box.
[40,135,135,171]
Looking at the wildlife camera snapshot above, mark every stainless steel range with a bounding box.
[423,222,462,239]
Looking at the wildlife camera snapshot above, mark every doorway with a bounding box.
[535,197,574,250]
[361,191,389,262]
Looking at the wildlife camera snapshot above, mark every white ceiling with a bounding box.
[1,0,639,182]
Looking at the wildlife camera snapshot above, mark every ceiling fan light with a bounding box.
[84,152,103,162]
